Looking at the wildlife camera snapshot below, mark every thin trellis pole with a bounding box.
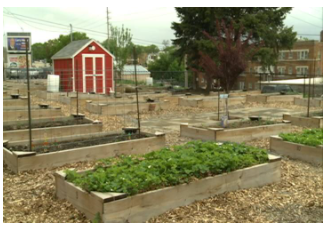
[133,47,141,137]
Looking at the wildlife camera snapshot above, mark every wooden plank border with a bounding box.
[3,132,166,174]
[270,135,323,164]
[3,120,103,142]
[55,155,281,222]
[180,123,292,143]
[283,114,323,128]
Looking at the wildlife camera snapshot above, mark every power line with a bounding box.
[288,14,322,28]
[3,12,165,46]
[111,12,175,23]
[4,13,68,34]
[296,8,323,20]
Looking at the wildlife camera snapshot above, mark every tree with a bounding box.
[32,32,89,63]
[171,7,296,75]
[162,40,170,50]
[102,25,133,75]
[148,46,185,84]
[192,20,260,93]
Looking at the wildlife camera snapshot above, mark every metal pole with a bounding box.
[76,62,79,116]
[25,38,32,151]
[217,79,220,120]
[184,54,188,88]
[307,75,311,117]
[303,74,306,98]
[259,73,262,90]
[133,47,141,137]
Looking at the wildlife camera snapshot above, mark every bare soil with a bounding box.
[8,133,148,153]
[3,118,91,131]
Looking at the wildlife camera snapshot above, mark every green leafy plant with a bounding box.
[279,128,323,147]
[65,141,269,196]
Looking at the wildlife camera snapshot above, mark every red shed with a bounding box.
[51,39,114,94]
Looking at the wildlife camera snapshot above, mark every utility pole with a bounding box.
[70,24,73,42]
[106,7,110,50]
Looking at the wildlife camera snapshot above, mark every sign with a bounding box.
[7,38,29,52]
[220,94,229,99]
[8,54,32,68]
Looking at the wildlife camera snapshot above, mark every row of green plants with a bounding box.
[279,128,323,147]
[65,141,269,196]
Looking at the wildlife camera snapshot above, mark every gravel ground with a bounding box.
[3,93,323,223]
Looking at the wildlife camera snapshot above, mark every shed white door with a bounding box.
[82,54,105,93]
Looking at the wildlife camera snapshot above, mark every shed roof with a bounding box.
[51,39,114,60]
[52,39,92,59]
[122,65,150,75]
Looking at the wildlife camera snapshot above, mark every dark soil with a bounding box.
[198,120,277,129]
[8,133,149,154]
[3,118,92,131]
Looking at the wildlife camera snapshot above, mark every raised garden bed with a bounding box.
[3,131,165,173]
[3,116,102,142]
[181,120,292,143]
[178,96,245,108]
[3,98,28,107]
[246,94,301,103]
[293,97,323,107]
[3,107,63,121]
[270,129,323,164]
[55,141,281,222]
[283,113,323,128]
[86,101,169,115]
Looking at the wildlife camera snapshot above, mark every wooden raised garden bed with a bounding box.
[3,116,103,142]
[270,136,323,164]
[3,107,63,121]
[293,97,323,107]
[3,98,28,107]
[86,101,169,115]
[246,94,301,104]
[178,96,245,108]
[55,149,281,223]
[3,131,166,173]
[180,121,292,143]
[283,113,323,128]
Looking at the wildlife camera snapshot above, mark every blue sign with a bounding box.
[7,38,29,51]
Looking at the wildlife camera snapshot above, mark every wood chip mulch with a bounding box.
[3,93,323,223]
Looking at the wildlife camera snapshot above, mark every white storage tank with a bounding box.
[47,75,60,92]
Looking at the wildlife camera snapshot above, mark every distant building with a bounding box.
[236,35,323,91]
[32,60,50,68]
[121,65,151,82]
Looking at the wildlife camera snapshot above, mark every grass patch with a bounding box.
[279,128,323,147]
[65,141,269,196]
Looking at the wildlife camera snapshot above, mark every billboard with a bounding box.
[7,38,30,52]
[8,54,32,69]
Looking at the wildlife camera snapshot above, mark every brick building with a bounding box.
[236,34,323,91]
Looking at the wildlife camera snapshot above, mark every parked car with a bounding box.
[8,68,40,79]
[38,67,53,79]
[261,85,294,94]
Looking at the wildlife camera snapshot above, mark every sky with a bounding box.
[2,7,324,48]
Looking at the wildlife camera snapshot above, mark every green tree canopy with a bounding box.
[171,7,297,72]
[31,32,89,63]
[102,25,133,74]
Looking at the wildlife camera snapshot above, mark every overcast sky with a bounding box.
[2,7,323,48]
